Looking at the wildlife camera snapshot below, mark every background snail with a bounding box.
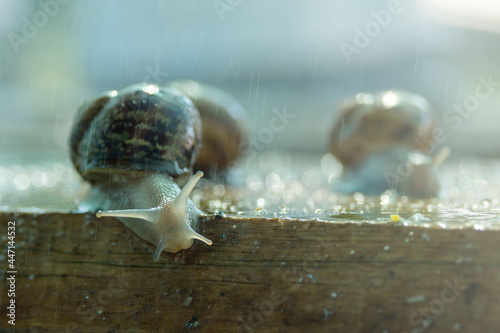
[168,80,246,176]
[329,90,448,197]
[69,83,212,261]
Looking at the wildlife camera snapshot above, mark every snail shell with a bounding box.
[329,90,444,197]
[168,80,246,175]
[70,83,211,261]
[329,90,435,168]
[70,83,202,182]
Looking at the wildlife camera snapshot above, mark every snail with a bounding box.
[329,90,449,197]
[69,83,212,261]
[168,80,246,176]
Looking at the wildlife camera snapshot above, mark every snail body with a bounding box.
[92,171,209,260]
[335,147,442,197]
[329,90,447,197]
[70,83,212,261]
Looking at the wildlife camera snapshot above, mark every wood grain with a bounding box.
[0,212,498,333]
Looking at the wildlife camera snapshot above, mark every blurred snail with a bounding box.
[168,80,246,175]
[329,90,449,197]
[69,83,212,261]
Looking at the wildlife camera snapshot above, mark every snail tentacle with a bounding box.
[173,171,204,210]
[153,238,166,262]
[96,208,162,223]
[432,146,451,167]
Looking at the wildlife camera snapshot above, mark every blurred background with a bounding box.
[1,0,500,208]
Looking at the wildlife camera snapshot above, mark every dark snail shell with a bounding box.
[70,83,202,182]
[168,80,246,175]
[329,90,435,168]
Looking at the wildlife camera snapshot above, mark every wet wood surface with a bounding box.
[0,212,499,333]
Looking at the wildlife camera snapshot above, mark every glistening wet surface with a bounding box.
[1,149,500,230]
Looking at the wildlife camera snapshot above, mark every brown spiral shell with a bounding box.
[168,80,246,175]
[329,90,435,168]
[69,83,202,182]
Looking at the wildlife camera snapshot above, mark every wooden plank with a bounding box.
[0,212,498,333]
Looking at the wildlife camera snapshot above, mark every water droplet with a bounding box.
[482,199,490,209]
[13,174,30,191]
[213,184,225,196]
